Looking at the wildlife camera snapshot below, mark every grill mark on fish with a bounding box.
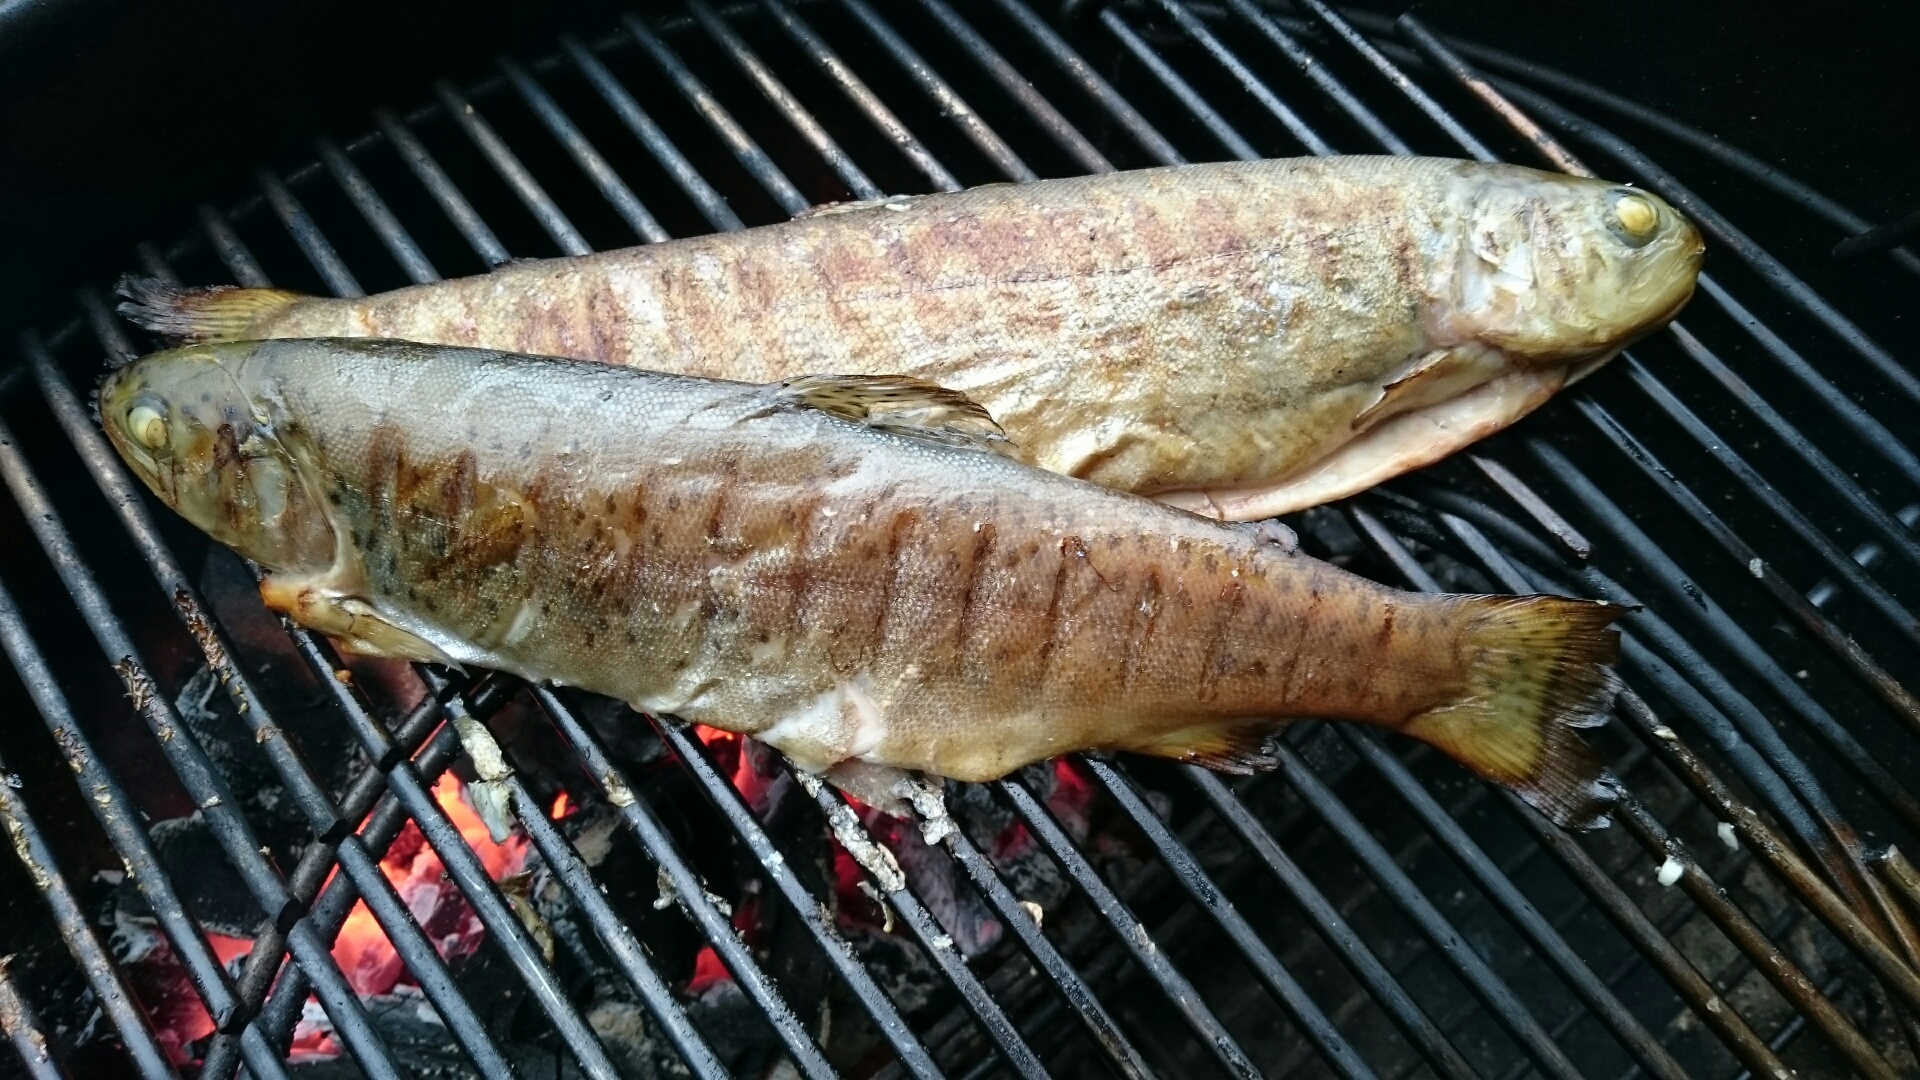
[955,521,998,663]
[1197,576,1248,704]
[1034,537,1079,682]
[877,506,915,657]
[1122,566,1164,695]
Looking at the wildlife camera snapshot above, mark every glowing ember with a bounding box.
[140,773,533,1064]
[551,791,573,819]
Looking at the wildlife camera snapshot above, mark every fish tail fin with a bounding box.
[1404,595,1626,829]
[114,275,306,343]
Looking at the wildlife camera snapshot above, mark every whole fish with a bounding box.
[118,157,1702,520]
[100,338,1624,826]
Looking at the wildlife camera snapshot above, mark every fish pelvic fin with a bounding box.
[774,373,1014,455]
[1405,595,1626,830]
[115,275,306,343]
[1130,718,1292,773]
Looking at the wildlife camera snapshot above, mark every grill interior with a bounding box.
[1,2,1917,1078]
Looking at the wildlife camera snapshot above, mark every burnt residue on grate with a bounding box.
[0,0,1917,1077]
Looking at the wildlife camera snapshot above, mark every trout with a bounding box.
[100,338,1625,826]
[118,157,1702,520]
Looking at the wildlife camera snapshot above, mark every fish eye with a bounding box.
[126,401,170,451]
[1607,191,1661,247]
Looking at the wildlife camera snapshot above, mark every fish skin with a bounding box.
[100,339,1625,826]
[116,157,1703,518]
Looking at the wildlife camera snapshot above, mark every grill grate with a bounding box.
[1,1,1916,1078]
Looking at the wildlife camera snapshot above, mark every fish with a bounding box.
[117,157,1702,521]
[99,338,1626,827]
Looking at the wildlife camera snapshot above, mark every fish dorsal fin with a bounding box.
[790,194,916,221]
[774,374,1012,454]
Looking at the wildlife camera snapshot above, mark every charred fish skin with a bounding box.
[118,157,1703,519]
[100,338,1625,827]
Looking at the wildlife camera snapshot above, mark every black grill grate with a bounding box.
[0,1,1916,1078]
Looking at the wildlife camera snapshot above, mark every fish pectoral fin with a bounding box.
[258,577,457,666]
[114,275,307,344]
[1129,718,1292,773]
[1353,345,1511,432]
[772,373,1014,455]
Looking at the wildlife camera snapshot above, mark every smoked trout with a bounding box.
[118,157,1702,520]
[100,338,1626,826]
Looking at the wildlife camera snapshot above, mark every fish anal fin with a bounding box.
[1353,345,1511,431]
[1131,718,1291,774]
[259,577,456,666]
[115,275,307,344]
[775,373,1013,455]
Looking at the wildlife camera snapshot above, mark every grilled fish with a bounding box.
[100,338,1625,826]
[118,157,1702,520]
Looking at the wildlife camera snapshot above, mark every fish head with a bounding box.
[99,342,339,575]
[1438,167,1704,367]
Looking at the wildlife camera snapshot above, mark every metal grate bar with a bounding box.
[516,688,835,1080]
[1333,728,1687,1080]
[1435,501,1920,1058]
[1350,501,1904,1079]
[687,0,881,200]
[435,80,596,256]
[932,803,1156,1079]
[319,136,443,284]
[1535,428,1920,828]
[237,702,476,1075]
[1097,9,1259,162]
[1271,741,1582,1079]
[987,0,1181,168]
[805,780,1049,1078]
[0,956,64,1080]
[276,619,629,1079]
[996,776,1258,1077]
[500,55,671,243]
[197,683,454,1077]
[375,106,514,266]
[1225,0,1411,155]
[832,0,1033,182]
[257,170,366,296]
[1612,348,1920,656]
[0,573,296,1080]
[758,0,961,191]
[620,11,812,215]
[908,0,1110,173]
[1574,391,1920,728]
[30,312,517,1077]
[1503,795,1789,1079]
[1185,768,1478,1080]
[0,422,409,1079]
[646,718,948,1079]
[561,33,748,230]
[1086,759,1380,1080]
[0,725,179,1079]
[1152,0,1330,156]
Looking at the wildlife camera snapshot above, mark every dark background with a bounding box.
[0,0,1915,344]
